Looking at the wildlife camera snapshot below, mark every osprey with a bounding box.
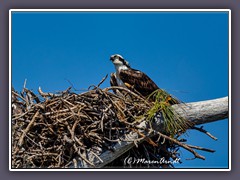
[109,54,179,104]
[110,54,158,97]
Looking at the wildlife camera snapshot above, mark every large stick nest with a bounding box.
[11,82,216,168]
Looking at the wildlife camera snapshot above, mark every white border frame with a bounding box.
[9,9,231,171]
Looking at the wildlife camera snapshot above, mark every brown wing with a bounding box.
[110,73,118,87]
[110,73,118,94]
[119,69,159,97]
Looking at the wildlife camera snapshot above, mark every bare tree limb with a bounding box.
[71,96,228,168]
[172,96,228,125]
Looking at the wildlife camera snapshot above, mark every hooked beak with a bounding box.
[110,56,114,61]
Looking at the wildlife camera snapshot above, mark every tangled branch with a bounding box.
[11,84,228,168]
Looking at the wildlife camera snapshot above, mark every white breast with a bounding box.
[114,64,128,87]
[116,74,125,87]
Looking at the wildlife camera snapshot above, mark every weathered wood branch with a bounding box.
[72,96,228,168]
[173,96,228,125]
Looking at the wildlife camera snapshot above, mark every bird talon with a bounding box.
[124,82,132,89]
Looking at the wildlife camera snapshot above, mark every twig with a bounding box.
[153,130,206,160]
[186,144,215,153]
[18,110,40,147]
[12,91,27,103]
[103,86,151,105]
[97,74,108,88]
[191,126,217,140]
[12,110,32,120]
[38,87,55,97]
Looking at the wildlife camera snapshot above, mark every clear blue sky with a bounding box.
[11,11,229,169]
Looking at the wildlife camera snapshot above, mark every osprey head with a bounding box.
[110,54,130,67]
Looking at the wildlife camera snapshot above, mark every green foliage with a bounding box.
[146,89,192,136]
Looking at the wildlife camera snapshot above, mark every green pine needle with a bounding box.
[146,89,192,136]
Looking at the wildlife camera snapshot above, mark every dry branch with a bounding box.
[73,96,228,168]
[11,86,228,169]
[172,97,228,125]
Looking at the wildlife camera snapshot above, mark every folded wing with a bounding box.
[119,69,159,97]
